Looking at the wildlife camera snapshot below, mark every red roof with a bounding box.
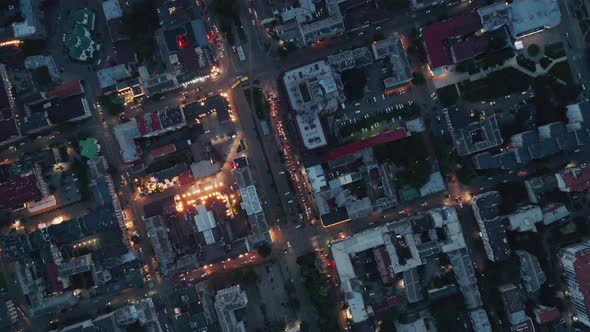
[512,318,535,332]
[374,247,395,284]
[45,80,83,99]
[136,115,146,135]
[136,112,163,136]
[321,129,407,163]
[0,174,42,210]
[422,12,482,69]
[574,249,590,324]
[151,112,162,131]
[386,296,401,306]
[151,144,176,159]
[560,165,590,191]
[178,169,194,185]
[46,262,64,293]
[451,34,490,63]
[535,307,560,324]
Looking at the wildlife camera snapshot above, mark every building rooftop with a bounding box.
[321,128,407,163]
[113,120,141,162]
[182,94,230,125]
[45,80,84,99]
[556,164,590,192]
[422,12,482,69]
[371,34,412,89]
[507,0,561,37]
[97,65,132,90]
[102,0,123,21]
[283,60,342,149]
[214,285,248,332]
[451,113,503,156]
[516,250,546,294]
[331,207,468,323]
[0,173,41,210]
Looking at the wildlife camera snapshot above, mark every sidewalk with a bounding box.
[433,55,568,89]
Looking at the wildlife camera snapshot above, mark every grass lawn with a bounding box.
[437,84,459,107]
[545,42,566,60]
[244,87,269,119]
[458,68,532,101]
[548,61,574,85]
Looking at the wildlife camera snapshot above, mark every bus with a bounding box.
[237,45,246,62]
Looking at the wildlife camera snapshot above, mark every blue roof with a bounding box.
[190,19,209,47]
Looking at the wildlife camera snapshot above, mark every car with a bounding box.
[295,224,303,229]
[355,110,361,114]
[372,96,377,102]
[287,241,292,248]
[354,102,361,106]
[279,171,285,175]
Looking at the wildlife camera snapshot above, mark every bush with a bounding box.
[341,68,367,100]
[256,244,271,257]
[98,95,124,115]
[516,54,536,72]
[437,85,459,107]
[527,44,541,57]
[411,72,426,85]
[540,57,552,69]
[545,42,566,59]
[33,66,51,86]
[120,0,160,61]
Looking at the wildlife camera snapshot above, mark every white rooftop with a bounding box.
[102,0,123,21]
[509,0,560,37]
[239,185,262,215]
[307,164,327,193]
[97,64,131,89]
[507,205,543,232]
[295,112,327,149]
[113,120,140,162]
[195,204,217,245]
[331,206,466,323]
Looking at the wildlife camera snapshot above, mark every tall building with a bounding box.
[471,191,511,262]
[560,241,590,326]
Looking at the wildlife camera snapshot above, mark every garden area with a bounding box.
[458,68,532,101]
[120,0,160,61]
[98,94,125,116]
[244,87,270,120]
[545,42,566,60]
[374,135,432,188]
[454,47,515,75]
[297,253,341,332]
[210,0,246,45]
[341,67,367,100]
[436,85,459,107]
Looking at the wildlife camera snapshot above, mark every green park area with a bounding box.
[373,135,432,188]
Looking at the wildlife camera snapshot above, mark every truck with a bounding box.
[237,45,246,62]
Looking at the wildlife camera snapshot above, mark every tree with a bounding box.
[495,181,527,214]
[257,243,272,258]
[383,0,410,10]
[411,72,426,85]
[341,68,367,100]
[33,66,51,86]
[120,0,160,60]
[527,44,541,57]
[455,158,476,185]
[299,321,310,332]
